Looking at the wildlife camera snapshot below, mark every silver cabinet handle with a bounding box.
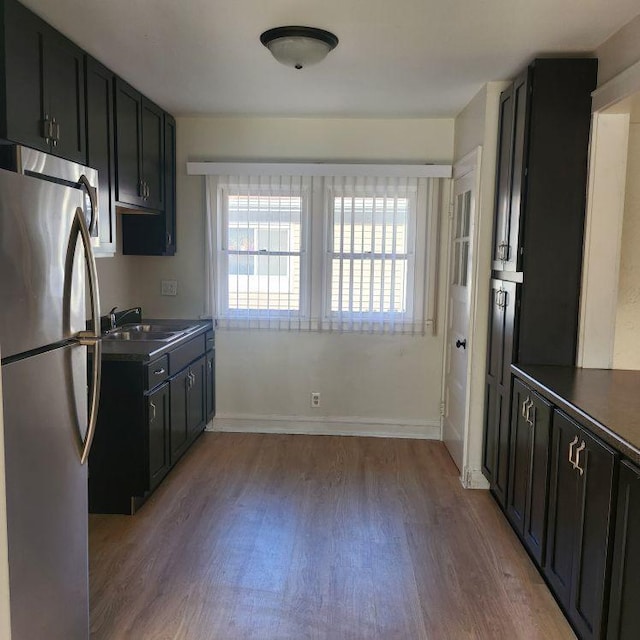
[154,367,166,376]
[73,206,102,465]
[150,401,156,423]
[575,441,586,475]
[528,404,535,427]
[51,117,59,147]
[522,397,529,418]
[568,435,579,469]
[43,113,52,144]
[166,231,172,248]
[208,360,213,372]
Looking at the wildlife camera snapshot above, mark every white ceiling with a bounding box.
[21,0,640,118]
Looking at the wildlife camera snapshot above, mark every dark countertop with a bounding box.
[512,364,640,466]
[101,319,213,363]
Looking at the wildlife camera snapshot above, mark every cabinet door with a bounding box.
[206,350,215,422]
[505,70,530,273]
[522,390,552,565]
[148,382,170,490]
[170,368,189,463]
[114,78,143,207]
[492,85,515,270]
[545,410,580,608]
[483,279,517,507]
[44,30,85,162]
[187,356,206,440]
[506,379,531,535]
[607,461,640,640]
[164,113,176,254]
[546,410,616,639]
[568,424,616,640]
[85,56,115,254]
[141,98,164,210]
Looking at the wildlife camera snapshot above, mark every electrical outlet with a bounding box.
[161,280,178,296]
[311,392,320,408]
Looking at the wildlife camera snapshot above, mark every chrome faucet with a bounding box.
[107,306,141,332]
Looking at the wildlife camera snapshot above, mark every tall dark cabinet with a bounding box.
[482,58,597,507]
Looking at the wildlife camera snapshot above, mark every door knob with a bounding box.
[455,339,467,349]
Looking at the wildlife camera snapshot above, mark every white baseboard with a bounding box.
[207,413,441,440]
[460,467,490,490]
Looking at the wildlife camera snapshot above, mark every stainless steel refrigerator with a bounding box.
[0,150,102,639]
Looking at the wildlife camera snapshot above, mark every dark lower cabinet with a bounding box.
[483,278,517,508]
[89,328,212,514]
[545,410,616,640]
[607,461,640,640]
[506,379,551,565]
[206,349,215,422]
[169,355,206,465]
[148,382,170,490]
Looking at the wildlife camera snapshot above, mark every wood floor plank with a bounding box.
[89,433,575,639]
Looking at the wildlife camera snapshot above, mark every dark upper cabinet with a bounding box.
[121,112,176,255]
[85,56,116,255]
[545,410,616,640]
[114,78,144,207]
[607,460,640,640]
[507,378,552,565]
[114,77,164,211]
[491,58,597,366]
[0,0,86,162]
[483,278,517,508]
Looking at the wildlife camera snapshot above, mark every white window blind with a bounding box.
[204,168,444,335]
[323,176,429,334]
[208,175,311,330]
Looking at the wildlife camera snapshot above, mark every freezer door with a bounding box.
[0,168,85,359]
[2,343,89,640]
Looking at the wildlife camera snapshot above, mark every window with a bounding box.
[326,182,416,330]
[214,177,309,328]
[205,168,444,334]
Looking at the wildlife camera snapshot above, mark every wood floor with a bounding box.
[89,433,575,639]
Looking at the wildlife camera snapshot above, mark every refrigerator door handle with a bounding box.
[78,173,98,236]
[72,205,102,464]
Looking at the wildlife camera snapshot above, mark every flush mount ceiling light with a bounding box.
[260,26,339,70]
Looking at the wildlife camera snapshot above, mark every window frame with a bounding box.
[322,180,421,330]
[216,181,311,322]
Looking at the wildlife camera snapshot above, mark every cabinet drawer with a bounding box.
[169,334,205,375]
[205,330,214,352]
[146,355,168,390]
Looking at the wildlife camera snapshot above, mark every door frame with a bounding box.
[442,146,485,486]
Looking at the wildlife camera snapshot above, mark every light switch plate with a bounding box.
[161,280,178,296]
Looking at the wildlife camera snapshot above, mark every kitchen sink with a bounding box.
[119,322,199,333]
[103,330,179,342]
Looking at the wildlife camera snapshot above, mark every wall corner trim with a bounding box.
[592,57,640,112]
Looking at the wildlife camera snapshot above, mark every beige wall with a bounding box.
[596,14,640,86]
[99,116,455,430]
[613,122,640,368]
[452,82,507,484]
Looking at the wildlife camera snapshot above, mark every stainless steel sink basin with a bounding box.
[103,330,179,342]
[119,322,198,333]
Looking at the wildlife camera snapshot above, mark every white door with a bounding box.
[443,167,477,471]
